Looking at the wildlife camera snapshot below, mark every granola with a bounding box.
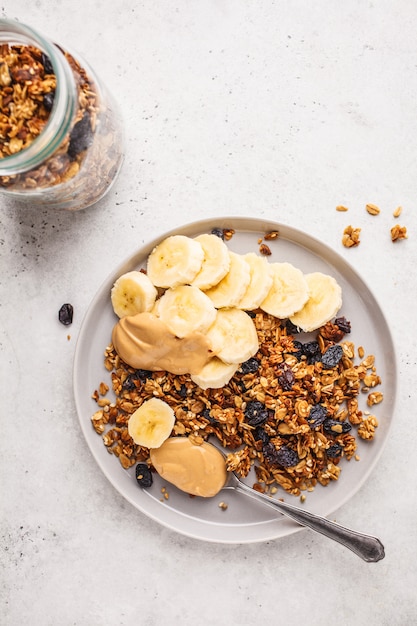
[365,203,380,216]
[342,225,361,248]
[390,224,407,242]
[91,312,382,498]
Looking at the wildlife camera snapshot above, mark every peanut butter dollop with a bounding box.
[111,312,213,375]
[150,437,227,497]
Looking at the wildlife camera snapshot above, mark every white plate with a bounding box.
[73,217,397,543]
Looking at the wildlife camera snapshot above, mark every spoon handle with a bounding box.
[234,481,385,562]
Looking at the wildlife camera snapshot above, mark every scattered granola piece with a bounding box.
[358,415,378,440]
[99,382,109,396]
[259,243,272,256]
[336,205,349,212]
[264,230,280,240]
[391,224,407,242]
[342,225,361,247]
[367,391,384,407]
[366,203,380,216]
[218,501,228,511]
[223,228,235,241]
[393,206,402,218]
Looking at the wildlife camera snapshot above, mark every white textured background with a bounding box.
[1,2,416,625]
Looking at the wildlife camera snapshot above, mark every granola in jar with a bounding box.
[0,19,123,210]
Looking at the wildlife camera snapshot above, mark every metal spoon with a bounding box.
[223,470,385,562]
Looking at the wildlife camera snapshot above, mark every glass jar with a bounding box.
[0,19,124,210]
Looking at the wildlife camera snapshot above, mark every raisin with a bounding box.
[277,363,295,391]
[122,375,137,391]
[135,463,153,488]
[178,384,188,398]
[335,316,351,334]
[211,227,224,240]
[244,400,269,426]
[275,445,299,467]
[263,441,279,464]
[253,426,270,445]
[58,303,73,325]
[68,112,93,159]
[122,369,153,391]
[285,319,301,335]
[264,443,299,467]
[289,340,304,361]
[323,419,352,435]
[326,443,343,458]
[322,344,343,369]
[43,91,55,111]
[41,52,54,75]
[307,404,328,429]
[302,341,322,364]
[240,357,260,374]
[201,408,214,423]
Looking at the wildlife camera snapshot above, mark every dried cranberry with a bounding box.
[307,404,328,429]
[58,303,73,325]
[322,345,343,369]
[277,363,295,391]
[135,463,153,488]
[244,400,269,426]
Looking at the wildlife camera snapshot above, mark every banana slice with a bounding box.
[191,233,231,290]
[260,262,309,318]
[128,397,175,448]
[110,270,158,318]
[289,272,342,332]
[206,307,259,364]
[191,357,239,389]
[147,235,204,288]
[237,253,273,311]
[203,252,251,308]
[156,285,217,338]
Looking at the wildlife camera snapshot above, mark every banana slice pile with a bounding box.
[110,232,343,390]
